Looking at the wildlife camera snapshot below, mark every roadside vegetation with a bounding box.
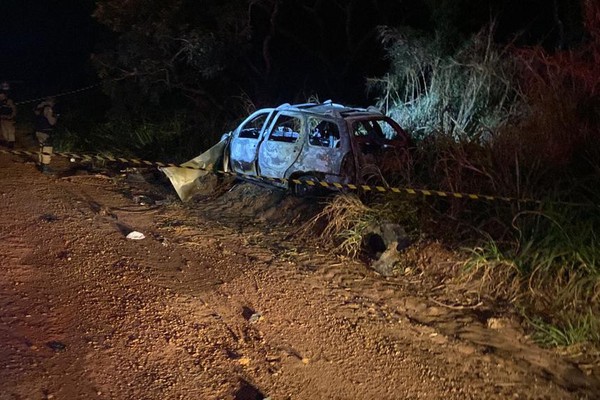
[322,2,600,347]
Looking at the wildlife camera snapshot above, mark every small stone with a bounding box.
[126,231,145,240]
[249,313,262,324]
[487,317,509,330]
[456,344,477,355]
[47,341,67,352]
[238,357,251,366]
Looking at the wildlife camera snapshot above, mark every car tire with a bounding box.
[291,174,321,197]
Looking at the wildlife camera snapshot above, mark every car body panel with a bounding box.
[163,101,411,201]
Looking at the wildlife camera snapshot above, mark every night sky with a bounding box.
[0,0,583,103]
[0,0,100,100]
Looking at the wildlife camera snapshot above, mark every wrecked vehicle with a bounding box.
[163,101,411,201]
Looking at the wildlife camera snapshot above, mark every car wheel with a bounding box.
[359,166,388,203]
[292,175,321,197]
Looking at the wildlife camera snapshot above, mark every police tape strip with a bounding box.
[0,147,586,206]
[14,83,103,106]
[13,75,138,106]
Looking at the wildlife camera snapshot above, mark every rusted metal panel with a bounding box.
[290,145,345,178]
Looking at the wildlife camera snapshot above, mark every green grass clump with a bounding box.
[464,204,600,345]
[526,311,600,348]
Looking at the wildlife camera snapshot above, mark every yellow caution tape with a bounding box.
[0,147,590,206]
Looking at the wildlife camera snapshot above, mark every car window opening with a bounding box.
[308,117,340,148]
[238,113,268,139]
[353,120,398,141]
[268,115,302,143]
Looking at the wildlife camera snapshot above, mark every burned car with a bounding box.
[163,101,411,201]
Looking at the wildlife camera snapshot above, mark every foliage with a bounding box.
[93,0,249,109]
[55,112,195,161]
[464,204,600,311]
[363,0,600,346]
[526,311,600,348]
[86,0,253,154]
[55,107,249,163]
[91,0,432,118]
[369,26,519,140]
[89,0,436,157]
[88,0,581,158]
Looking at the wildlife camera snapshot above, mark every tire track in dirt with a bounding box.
[313,261,600,397]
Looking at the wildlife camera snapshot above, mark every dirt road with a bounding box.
[1,150,598,399]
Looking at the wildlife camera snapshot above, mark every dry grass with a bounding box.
[301,194,391,257]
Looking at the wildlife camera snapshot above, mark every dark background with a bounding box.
[0,0,100,99]
[0,0,583,104]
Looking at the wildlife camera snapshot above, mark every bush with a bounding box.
[369,26,518,141]
[55,112,192,161]
[366,1,600,346]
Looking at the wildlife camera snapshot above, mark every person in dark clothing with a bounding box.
[0,91,17,148]
[34,97,58,173]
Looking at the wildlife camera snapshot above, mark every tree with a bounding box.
[92,0,431,111]
[92,0,250,118]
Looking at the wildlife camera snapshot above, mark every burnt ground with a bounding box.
[1,146,600,400]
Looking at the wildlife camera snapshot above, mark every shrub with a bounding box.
[366,1,600,346]
[369,26,518,141]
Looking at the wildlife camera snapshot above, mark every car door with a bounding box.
[229,109,275,176]
[346,116,411,184]
[257,112,305,179]
[290,116,348,178]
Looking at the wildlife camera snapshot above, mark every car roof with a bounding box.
[273,101,385,119]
